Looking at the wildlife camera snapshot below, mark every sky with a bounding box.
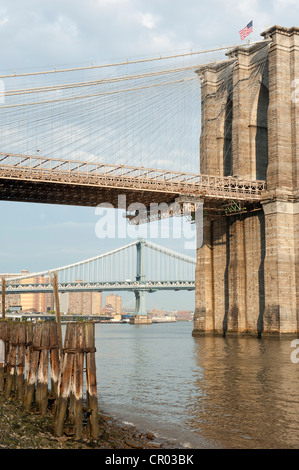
[0,0,298,310]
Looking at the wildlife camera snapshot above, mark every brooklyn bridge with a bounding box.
[1,25,299,337]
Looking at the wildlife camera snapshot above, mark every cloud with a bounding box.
[274,0,298,6]
[135,12,158,29]
[52,14,78,37]
[0,16,8,27]
[95,0,132,8]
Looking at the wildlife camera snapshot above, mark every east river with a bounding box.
[93,321,299,449]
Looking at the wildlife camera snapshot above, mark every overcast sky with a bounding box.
[0,0,297,71]
[0,0,298,309]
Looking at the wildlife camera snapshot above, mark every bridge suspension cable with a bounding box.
[198,41,270,177]
[0,40,265,174]
[4,239,196,286]
[0,40,263,79]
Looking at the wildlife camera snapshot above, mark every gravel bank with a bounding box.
[0,393,177,450]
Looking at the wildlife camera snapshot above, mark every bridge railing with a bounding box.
[2,280,195,294]
[0,152,266,200]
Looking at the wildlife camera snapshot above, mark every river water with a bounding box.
[93,321,299,449]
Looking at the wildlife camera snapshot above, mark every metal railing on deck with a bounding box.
[0,152,266,201]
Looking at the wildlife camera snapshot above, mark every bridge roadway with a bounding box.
[5,312,114,323]
[0,153,266,215]
[2,279,195,294]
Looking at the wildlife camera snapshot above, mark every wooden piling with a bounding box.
[54,323,76,437]
[73,323,84,440]
[68,323,84,439]
[0,321,5,391]
[16,322,26,401]
[23,322,33,407]
[0,337,4,392]
[85,322,99,439]
[54,321,99,439]
[49,271,63,361]
[24,322,33,377]
[24,323,42,412]
[49,322,60,400]
[35,323,50,415]
[4,321,18,399]
[0,320,10,392]
[1,319,100,439]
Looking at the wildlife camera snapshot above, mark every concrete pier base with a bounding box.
[129,315,152,325]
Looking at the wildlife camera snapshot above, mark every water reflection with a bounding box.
[94,323,299,448]
[190,336,299,448]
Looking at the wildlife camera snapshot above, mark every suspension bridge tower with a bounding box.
[193,25,299,338]
[131,238,152,324]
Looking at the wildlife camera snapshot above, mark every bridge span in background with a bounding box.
[1,239,196,316]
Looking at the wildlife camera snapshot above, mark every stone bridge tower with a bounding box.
[193,25,299,337]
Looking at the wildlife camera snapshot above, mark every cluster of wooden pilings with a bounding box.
[0,319,99,440]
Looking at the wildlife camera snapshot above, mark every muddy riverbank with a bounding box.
[0,393,176,450]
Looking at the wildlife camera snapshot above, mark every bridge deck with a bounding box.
[0,152,266,210]
[1,280,195,294]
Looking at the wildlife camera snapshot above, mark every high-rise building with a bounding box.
[92,292,102,315]
[20,275,53,312]
[59,290,102,315]
[1,272,102,315]
[0,273,22,311]
[105,294,122,315]
[0,271,53,313]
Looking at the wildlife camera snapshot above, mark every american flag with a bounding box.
[239,21,253,40]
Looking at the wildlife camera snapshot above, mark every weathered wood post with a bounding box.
[69,323,84,440]
[35,322,50,415]
[85,322,99,439]
[1,277,6,320]
[16,322,26,401]
[53,322,99,439]
[0,335,4,391]
[22,322,33,406]
[49,271,63,361]
[4,321,18,399]
[49,322,60,400]
[54,323,76,437]
[0,320,9,392]
[24,322,33,384]
[24,323,42,412]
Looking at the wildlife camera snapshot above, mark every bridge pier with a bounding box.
[194,212,265,337]
[193,25,299,338]
[130,290,152,324]
[262,199,298,336]
[129,239,152,324]
[130,315,152,325]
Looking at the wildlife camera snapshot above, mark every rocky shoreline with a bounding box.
[0,393,177,450]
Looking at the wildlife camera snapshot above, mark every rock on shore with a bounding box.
[0,393,174,449]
